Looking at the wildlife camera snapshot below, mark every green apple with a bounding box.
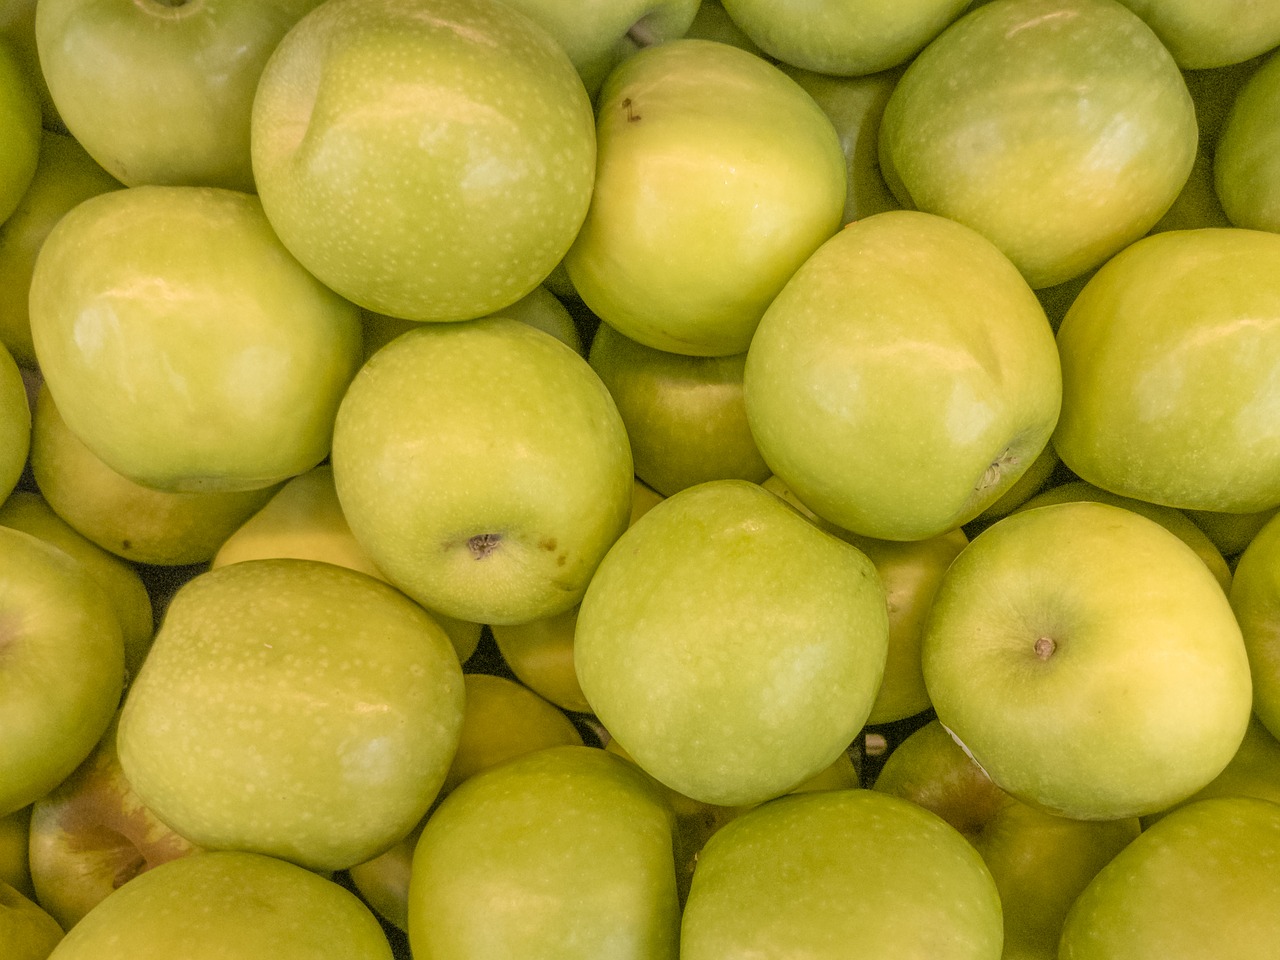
[45,849,392,959]
[564,38,846,356]
[575,479,888,807]
[331,317,634,626]
[1186,506,1279,558]
[1059,796,1280,960]
[36,0,324,190]
[0,338,29,504]
[874,719,1140,960]
[923,500,1253,821]
[680,788,1003,960]
[1054,227,1280,513]
[1229,511,1280,741]
[0,805,33,897]
[29,713,199,930]
[744,209,1061,542]
[0,0,61,130]
[0,35,40,225]
[211,464,482,664]
[117,559,466,872]
[720,0,970,75]
[251,0,595,323]
[29,185,362,493]
[879,0,1197,289]
[1215,49,1280,233]
[408,745,680,960]
[0,491,154,681]
[0,880,63,960]
[30,383,280,566]
[1112,0,1280,69]
[0,525,124,816]
[0,131,122,367]
[588,320,769,496]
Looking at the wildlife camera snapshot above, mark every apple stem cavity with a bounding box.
[1034,635,1057,660]
[467,533,503,559]
[627,17,661,49]
[977,449,1020,493]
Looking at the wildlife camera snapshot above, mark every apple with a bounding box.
[45,849,393,959]
[0,0,60,130]
[0,805,33,897]
[1111,0,1280,69]
[0,130,122,368]
[30,383,280,566]
[683,0,767,56]
[0,338,29,503]
[0,880,63,960]
[680,788,1003,960]
[116,559,466,872]
[0,525,124,817]
[1214,49,1280,233]
[28,713,199,931]
[1186,506,1280,559]
[922,500,1253,821]
[407,745,680,960]
[251,0,596,323]
[29,185,363,493]
[35,0,325,191]
[1059,796,1280,959]
[874,719,1141,960]
[563,38,846,357]
[588,320,769,496]
[719,0,970,75]
[744,209,1062,542]
[574,479,889,807]
[1053,227,1280,513]
[1228,510,1280,741]
[879,0,1197,289]
[0,35,40,225]
[0,491,154,682]
[331,317,634,627]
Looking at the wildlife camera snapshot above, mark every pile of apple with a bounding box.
[3,0,1280,957]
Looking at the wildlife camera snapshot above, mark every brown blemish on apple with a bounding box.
[622,98,642,123]
[467,533,502,559]
[539,537,558,552]
[1034,635,1057,660]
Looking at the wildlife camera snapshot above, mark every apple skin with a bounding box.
[744,209,1062,542]
[45,850,393,960]
[0,35,40,225]
[0,338,29,504]
[29,185,363,493]
[1214,50,1280,233]
[1059,796,1280,960]
[922,500,1253,821]
[251,0,595,324]
[564,38,846,357]
[1053,227,1280,514]
[879,0,1197,289]
[0,880,64,960]
[116,559,466,873]
[574,479,889,808]
[1186,506,1279,559]
[332,317,634,627]
[0,526,124,817]
[680,788,1003,960]
[1112,0,1280,69]
[408,745,680,960]
[1229,511,1280,742]
[720,0,970,75]
[0,0,61,130]
[35,0,325,191]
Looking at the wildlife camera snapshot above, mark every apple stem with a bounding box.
[1034,636,1057,660]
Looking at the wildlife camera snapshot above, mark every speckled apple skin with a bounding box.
[251,0,596,323]
[116,559,465,873]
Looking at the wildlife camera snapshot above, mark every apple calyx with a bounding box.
[466,533,503,560]
[1034,635,1057,660]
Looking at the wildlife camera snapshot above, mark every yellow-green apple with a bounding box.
[0,36,39,224]
[680,789,1003,960]
[588,320,769,496]
[0,338,28,503]
[1059,796,1280,960]
[35,0,324,190]
[720,0,970,75]
[1188,506,1280,558]
[116,559,465,872]
[1112,0,1280,69]
[408,745,680,960]
[29,185,362,493]
[1229,511,1280,741]
[251,0,595,323]
[1214,50,1280,233]
[45,850,393,960]
[0,131,121,367]
[30,383,280,566]
[922,500,1253,820]
[0,806,33,897]
[564,38,846,356]
[874,719,1140,960]
[211,464,482,664]
[331,317,634,626]
[744,209,1061,542]
[349,674,582,932]
[0,526,124,816]
[879,0,1197,289]
[0,491,153,681]
[574,479,888,807]
[1053,227,1280,513]
[0,880,63,960]
[28,713,199,930]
